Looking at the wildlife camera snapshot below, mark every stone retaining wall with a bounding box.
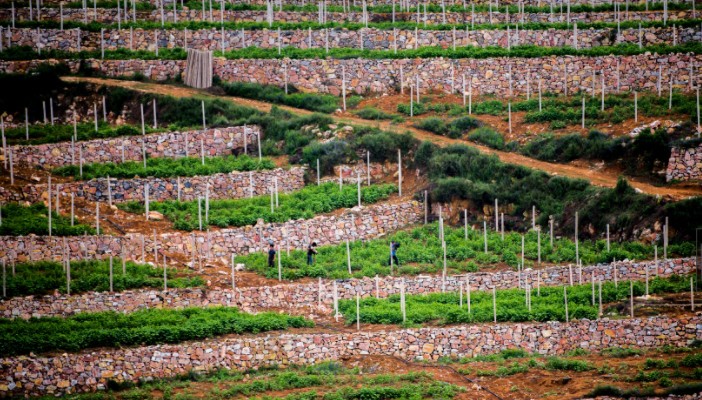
[6,53,696,96]
[666,144,702,182]
[0,257,693,319]
[5,125,259,168]
[0,314,699,396]
[0,200,423,263]
[0,7,693,25]
[4,25,699,52]
[0,167,306,203]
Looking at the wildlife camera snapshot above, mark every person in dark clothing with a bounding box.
[268,243,276,268]
[388,241,400,266]
[307,242,318,265]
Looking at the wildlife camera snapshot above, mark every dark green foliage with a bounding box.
[217,80,341,113]
[0,203,94,236]
[118,183,396,231]
[3,122,147,146]
[353,107,399,121]
[2,259,204,298]
[414,116,481,139]
[302,140,355,175]
[0,307,313,356]
[53,155,275,180]
[420,141,695,240]
[467,127,505,150]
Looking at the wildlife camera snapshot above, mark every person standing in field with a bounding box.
[307,242,318,265]
[389,240,400,266]
[268,243,276,268]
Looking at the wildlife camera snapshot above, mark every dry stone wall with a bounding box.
[1,53,699,96]
[666,144,702,182]
[0,314,699,396]
[6,125,259,168]
[0,257,693,319]
[0,7,694,25]
[0,167,306,203]
[4,26,699,52]
[0,200,423,263]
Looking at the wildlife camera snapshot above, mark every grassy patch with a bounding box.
[0,203,94,236]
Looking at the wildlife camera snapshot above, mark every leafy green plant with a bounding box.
[0,307,313,356]
[2,259,204,298]
[0,203,94,236]
[118,182,396,231]
[338,275,695,325]
[467,127,505,149]
[216,80,342,113]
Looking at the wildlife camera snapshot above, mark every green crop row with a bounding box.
[6,15,702,32]
[1,0,690,13]
[117,182,397,231]
[0,203,94,236]
[2,42,702,61]
[2,121,160,146]
[1,259,205,298]
[338,274,694,325]
[52,154,276,180]
[0,306,314,356]
[234,223,694,280]
[414,116,482,139]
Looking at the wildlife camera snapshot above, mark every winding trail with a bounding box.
[62,76,702,200]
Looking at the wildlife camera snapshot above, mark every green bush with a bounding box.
[217,80,341,113]
[468,127,505,149]
[353,107,397,121]
[0,307,313,356]
[415,116,481,139]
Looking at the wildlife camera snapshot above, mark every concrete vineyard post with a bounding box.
[495,199,499,231]
[316,159,320,185]
[464,209,468,240]
[70,193,74,226]
[278,244,282,281]
[630,280,634,318]
[109,256,113,292]
[564,286,569,322]
[501,213,504,241]
[492,287,497,323]
[346,239,352,275]
[483,221,488,254]
[366,151,371,186]
[48,176,52,237]
[606,224,610,251]
[95,202,100,234]
[356,293,360,331]
[575,211,579,265]
[201,101,206,130]
[398,149,402,196]
[145,183,150,221]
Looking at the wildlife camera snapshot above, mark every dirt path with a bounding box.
[61,77,702,200]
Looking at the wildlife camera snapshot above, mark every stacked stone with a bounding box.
[0,7,694,25]
[0,257,693,319]
[0,167,306,203]
[0,200,423,263]
[667,144,702,182]
[7,126,259,168]
[0,314,699,396]
[5,26,700,52]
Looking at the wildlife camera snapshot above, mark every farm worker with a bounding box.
[268,243,276,268]
[307,242,318,265]
[389,240,400,266]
